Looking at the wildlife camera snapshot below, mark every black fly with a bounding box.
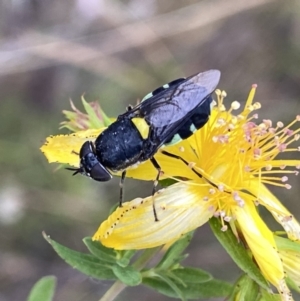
[67,70,221,220]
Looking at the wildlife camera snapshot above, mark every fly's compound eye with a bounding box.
[78,141,112,182]
[89,163,112,182]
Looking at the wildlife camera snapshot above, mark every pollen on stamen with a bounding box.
[209,188,216,194]
[224,216,232,222]
[219,211,226,217]
[253,102,261,110]
[221,225,228,232]
[284,128,294,136]
[218,184,224,192]
[228,123,235,131]
[244,165,251,172]
[247,104,254,112]
[253,148,262,158]
[237,199,245,207]
[217,118,226,126]
[231,101,240,110]
[232,192,245,207]
[215,89,221,96]
[178,146,185,152]
[296,164,300,169]
[263,119,272,128]
[203,196,209,201]
[219,104,226,112]
[212,136,219,143]
[280,165,286,170]
[277,121,284,128]
[295,134,300,141]
[278,144,287,152]
[268,127,276,134]
[221,90,227,98]
[281,176,288,182]
[285,184,292,189]
[237,114,245,121]
[265,164,272,171]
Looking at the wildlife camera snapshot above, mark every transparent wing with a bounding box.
[139,69,220,127]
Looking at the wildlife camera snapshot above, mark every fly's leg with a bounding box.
[160,150,203,178]
[119,170,126,207]
[160,150,232,194]
[150,157,162,222]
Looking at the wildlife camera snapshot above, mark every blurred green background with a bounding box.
[0,0,300,300]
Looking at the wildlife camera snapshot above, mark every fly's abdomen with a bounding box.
[164,96,212,146]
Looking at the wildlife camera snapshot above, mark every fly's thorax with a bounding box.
[94,117,146,171]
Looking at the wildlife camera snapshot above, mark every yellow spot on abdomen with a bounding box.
[131,118,150,140]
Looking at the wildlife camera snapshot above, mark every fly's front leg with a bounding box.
[119,170,126,207]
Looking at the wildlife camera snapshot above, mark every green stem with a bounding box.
[98,247,161,301]
[133,247,161,270]
[99,280,126,301]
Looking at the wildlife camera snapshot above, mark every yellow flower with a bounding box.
[93,86,300,301]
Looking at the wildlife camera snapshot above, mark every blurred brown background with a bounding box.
[0,0,300,300]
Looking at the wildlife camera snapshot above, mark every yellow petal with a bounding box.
[93,182,214,249]
[279,247,300,287]
[40,129,102,166]
[248,181,300,241]
[234,201,285,287]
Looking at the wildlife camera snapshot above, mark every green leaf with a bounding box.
[27,276,56,301]
[159,178,178,188]
[227,274,259,301]
[116,250,136,267]
[172,267,212,283]
[274,235,300,252]
[258,290,281,301]
[156,232,193,270]
[286,277,300,293]
[81,96,104,128]
[43,232,116,280]
[143,277,232,299]
[209,218,269,290]
[112,265,142,286]
[155,273,186,301]
[83,237,116,263]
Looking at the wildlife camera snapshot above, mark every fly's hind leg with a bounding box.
[150,157,162,222]
[160,150,230,193]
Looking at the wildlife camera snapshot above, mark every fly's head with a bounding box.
[67,141,112,182]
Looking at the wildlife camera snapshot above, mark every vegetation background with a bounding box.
[0,0,299,300]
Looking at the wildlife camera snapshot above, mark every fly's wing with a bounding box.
[117,69,220,154]
[139,69,220,127]
[146,94,213,156]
